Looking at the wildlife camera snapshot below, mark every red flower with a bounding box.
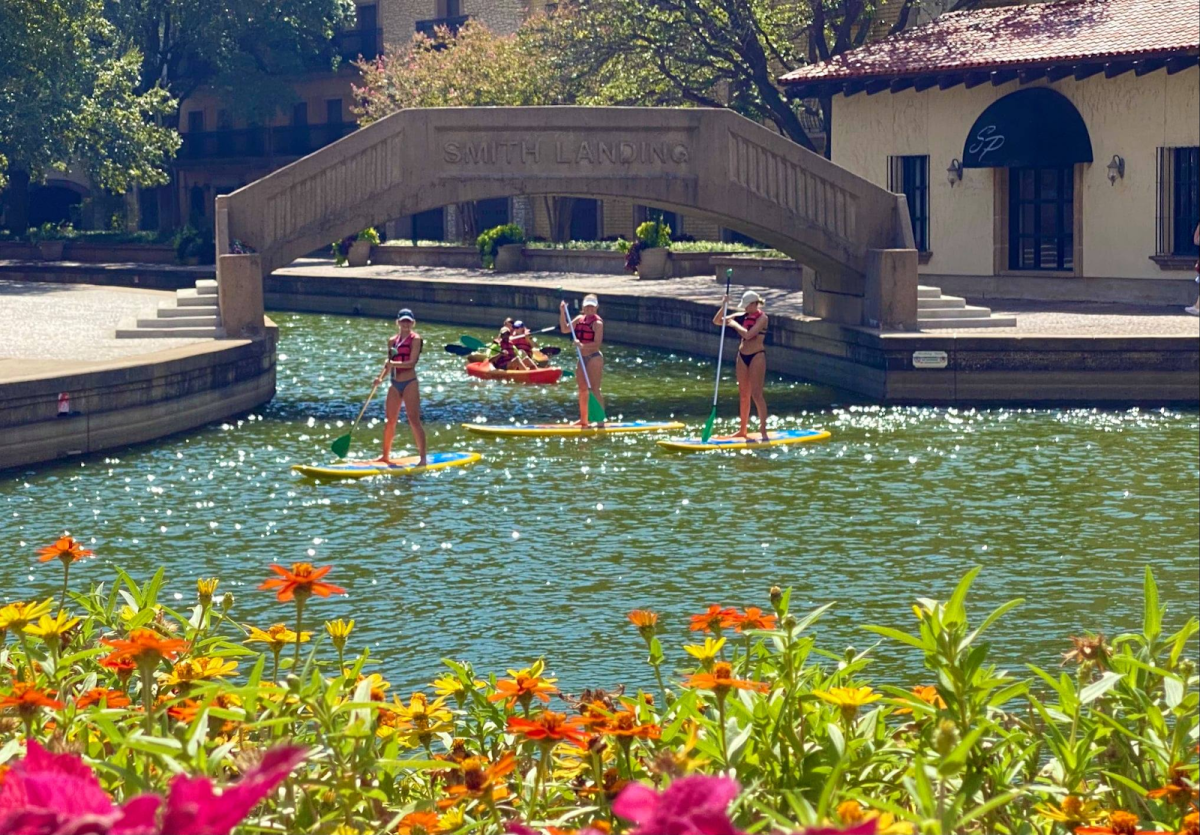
[100,629,188,668]
[258,563,345,602]
[0,682,64,717]
[688,605,738,634]
[729,607,777,632]
[507,711,590,748]
[1075,811,1159,835]
[36,536,94,564]
[76,688,131,710]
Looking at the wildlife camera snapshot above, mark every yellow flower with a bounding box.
[835,801,913,834]
[0,599,55,632]
[353,673,391,702]
[23,612,81,648]
[379,692,453,745]
[196,578,219,607]
[245,623,311,654]
[325,618,354,650]
[431,674,485,699]
[158,656,238,686]
[1035,795,1105,825]
[813,686,882,721]
[438,807,465,832]
[684,636,726,666]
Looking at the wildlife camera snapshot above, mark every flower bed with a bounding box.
[0,536,1195,834]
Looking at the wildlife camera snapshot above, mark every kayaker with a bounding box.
[492,327,518,370]
[374,308,427,466]
[713,290,768,442]
[560,293,604,428]
[511,321,534,355]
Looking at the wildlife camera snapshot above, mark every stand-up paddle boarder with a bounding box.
[560,294,605,428]
[375,308,427,466]
[713,290,768,442]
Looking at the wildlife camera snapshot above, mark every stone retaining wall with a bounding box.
[0,241,177,264]
[371,244,751,277]
[0,333,277,471]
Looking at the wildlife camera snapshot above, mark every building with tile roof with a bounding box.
[780,0,1199,303]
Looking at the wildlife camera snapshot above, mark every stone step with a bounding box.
[917,295,967,310]
[116,325,226,339]
[917,304,997,320]
[195,279,218,295]
[916,316,1019,329]
[158,303,218,317]
[137,315,221,328]
[917,285,942,299]
[176,288,217,306]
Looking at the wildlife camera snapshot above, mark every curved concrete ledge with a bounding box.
[0,328,276,471]
[265,269,1199,406]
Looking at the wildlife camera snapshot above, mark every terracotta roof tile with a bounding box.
[780,0,1200,86]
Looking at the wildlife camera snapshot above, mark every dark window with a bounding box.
[888,155,930,252]
[292,102,308,126]
[569,199,599,240]
[1009,166,1074,271]
[186,110,205,133]
[476,197,509,230]
[326,98,343,124]
[413,208,445,241]
[1159,146,1199,257]
[189,185,206,221]
[640,206,678,235]
[357,2,378,30]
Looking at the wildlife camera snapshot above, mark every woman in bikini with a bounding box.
[713,290,769,442]
[374,308,427,466]
[559,293,604,428]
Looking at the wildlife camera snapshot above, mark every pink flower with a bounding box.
[612,775,746,835]
[0,741,304,835]
[798,825,878,835]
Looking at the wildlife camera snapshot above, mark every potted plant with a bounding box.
[621,220,671,279]
[347,227,380,267]
[30,222,69,261]
[477,224,526,272]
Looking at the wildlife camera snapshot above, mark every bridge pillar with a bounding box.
[216,253,266,339]
[863,248,918,330]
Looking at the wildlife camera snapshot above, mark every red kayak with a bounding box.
[465,361,563,385]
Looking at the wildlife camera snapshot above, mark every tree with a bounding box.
[355,22,573,241]
[0,0,180,232]
[533,0,987,153]
[103,0,357,123]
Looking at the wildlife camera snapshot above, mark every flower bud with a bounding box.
[219,592,234,612]
[934,718,959,756]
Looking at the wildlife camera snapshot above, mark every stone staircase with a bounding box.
[116,279,225,338]
[916,285,1016,329]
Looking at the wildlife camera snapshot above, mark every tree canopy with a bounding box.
[0,0,178,214]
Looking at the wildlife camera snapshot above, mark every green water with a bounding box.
[3,312,1198,690]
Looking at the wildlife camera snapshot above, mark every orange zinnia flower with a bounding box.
[1177,811,1198,835]
[100,654,138,681]
[729,607,777,632]
[76,688,131,709]
[595,709,661,740]
[37,535,94,564]
[508,711,590,748]
[627,609,659,641]
[895,685,948,715]
[1075,811,1159,835]
[397,811,445,835]
[1147,764,1198,805]
[100,629,188,668]
[488,665,558,709]
[439,752,517,808]
[684,661,769,696]
[689,605,738,634]
[0,682,65,717]
[258,562,345,602]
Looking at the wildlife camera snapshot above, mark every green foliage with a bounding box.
[357,226,381,245]
[172,224,214,264]
[635,219,672,248]
[477,224,526,268]
[0,0,179,192]
[1,561,1194,834]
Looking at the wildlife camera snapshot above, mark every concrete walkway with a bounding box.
[276,258,1200,338]
[0,280,210,381]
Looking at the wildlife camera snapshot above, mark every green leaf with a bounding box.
[946,566,982,625]
[1163,675,1185,708]
[1143,565,1162,643]
[964,597,1024,647]
[1079,671,1123,704]
[861,624,926,651]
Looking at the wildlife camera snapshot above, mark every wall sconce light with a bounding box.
[946,158,963,186]
[1106,154,1125,185]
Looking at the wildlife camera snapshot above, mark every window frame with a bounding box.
[1008,165,1075,272]
[1158,146,1200,259]
[887,155,930,254]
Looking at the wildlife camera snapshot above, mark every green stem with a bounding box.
[22,714,33,742]
[16,630,35,681]
[59,562,70,614]
[271,649,280,684]
[293,597,307,670]
[336,645,345,677]
[139,662,155,735]
[651,662,670,708]
[716,693,729,765]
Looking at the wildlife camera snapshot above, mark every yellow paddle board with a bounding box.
[292,451,481,479]
[657,428,831,452]
[463,421,684,438]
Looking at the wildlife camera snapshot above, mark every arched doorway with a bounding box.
[29,181,87,228]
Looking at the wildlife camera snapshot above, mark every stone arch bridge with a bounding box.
[215,107,918,334]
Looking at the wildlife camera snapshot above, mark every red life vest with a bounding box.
[390,333,414,363]
[495,331,516,362]
[512,332,533,353]
[574,314,601,343]
[741,310,765,336]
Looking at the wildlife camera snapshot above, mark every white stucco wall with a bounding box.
[832,67,1200,279]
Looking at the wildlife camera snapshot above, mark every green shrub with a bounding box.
[635,219,671,248]
[173,225,215,264]
[357,226,381,245]
[476,223,526,268]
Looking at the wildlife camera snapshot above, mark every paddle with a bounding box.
[330,373,383,458]
[563,301,605,423]
[460,334,487,350]
[702,269,735,443]
[444,343,474,356]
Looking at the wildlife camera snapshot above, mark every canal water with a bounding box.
[3,313,1197,690]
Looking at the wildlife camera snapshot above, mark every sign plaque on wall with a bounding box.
[912,350,949,369]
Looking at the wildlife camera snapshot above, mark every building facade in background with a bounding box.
[781,0,1200,300]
